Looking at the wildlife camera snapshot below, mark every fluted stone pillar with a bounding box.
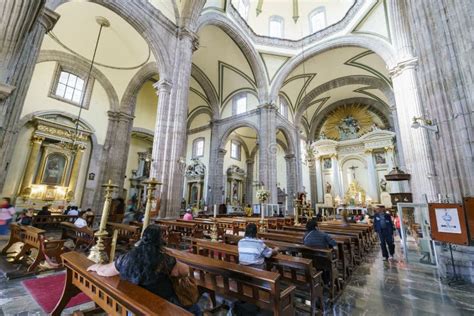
[258,105,278,203]
[331,154,342,197]
[365,149,379,202]
[207,148,226,207]
[19,135,44,196]
[308,158,317,206]
[67,145,86,202]
[285,154,297,211]
[150,28,200,218]
[0,7,59,193]
[315,157,323,203]
[388,0,437,202]
[245,158,254,205]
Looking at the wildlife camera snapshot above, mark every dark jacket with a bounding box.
[373,212,394,235]
[303,229,337,249]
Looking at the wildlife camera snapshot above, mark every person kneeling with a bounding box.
[87,225,202,315]
[238,223,278,269]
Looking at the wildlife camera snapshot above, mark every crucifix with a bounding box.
[349,165,358,180]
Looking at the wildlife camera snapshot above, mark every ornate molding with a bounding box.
[39,7,60,32]
[0,83,15,101]
[388,57,418,78]
[178,27,200,51]
[153,79,173,94]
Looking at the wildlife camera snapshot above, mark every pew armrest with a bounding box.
[280,284,296,299]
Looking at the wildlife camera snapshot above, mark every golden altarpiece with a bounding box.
[17,116,92,210]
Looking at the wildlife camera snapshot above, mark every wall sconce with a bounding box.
[411,117,439,137]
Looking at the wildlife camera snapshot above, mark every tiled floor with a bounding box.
[1,235,473,315]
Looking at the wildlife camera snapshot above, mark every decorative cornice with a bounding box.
[39,7,60,32]
[153,79,173,94]
[388,57,418,78]
[227,0,364,49]
[0,83,15,101]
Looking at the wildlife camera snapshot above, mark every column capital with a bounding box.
[0,83,16,101]
[364,148,374,154]
[178,27,199,51]
[153,79,173,94]
[284,153,295,160]
[31,135,45,144]
[329,153,338,159]
[39,7,60,32]
[384,145,394,153]
[107,111,134,122]
[246,158,254,164]
[218,148,227,156]
[389,57,418,78]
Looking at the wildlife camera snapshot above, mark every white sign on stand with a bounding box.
[435,208,462,234]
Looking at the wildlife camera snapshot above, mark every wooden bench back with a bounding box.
[166,247,295,315]
[21,225,46,248]
[53,251,191,316]
[106,222,141,244]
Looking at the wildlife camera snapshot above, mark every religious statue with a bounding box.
[185,158,206,178]
[380,178,387,192]
[325,181,332,194]
[319,131,327,140]
[232,182,238,201]
[370,122,380,131]
[337,115,360,140]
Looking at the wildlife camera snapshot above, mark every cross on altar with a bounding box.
[349,165,358,179]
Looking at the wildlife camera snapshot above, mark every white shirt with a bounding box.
[74,218,88,228]
[68,210,79,216]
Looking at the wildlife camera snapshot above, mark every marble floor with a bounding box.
[0,236,473,316]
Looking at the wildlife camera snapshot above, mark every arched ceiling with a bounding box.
[233,0,356,40]
[44,2,154,98]
[278,46,391,138]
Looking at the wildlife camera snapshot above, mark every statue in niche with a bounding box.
[232,182,239,201]
[323,158,332,169]
[380,178,387,192]
[325,181,332,194]
[337,115,360,140]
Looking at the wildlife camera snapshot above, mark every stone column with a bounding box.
[67,145,86,202]
[331,154,342,197]
[285,153,297,211]
[0,7,59,193]
[388,0,437,202]
[19,135,44,196]
[308,158,317,207]
[258,105,278,203]
[245,158,254,204]
[315,156,324,203]
[365,149,379,202]
[0,0,45,98]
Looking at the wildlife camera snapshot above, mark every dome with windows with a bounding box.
[232,0,356,40]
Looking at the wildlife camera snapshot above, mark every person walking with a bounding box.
[374,207,395,261]
[393,213,402,239]
[0,197,16,236]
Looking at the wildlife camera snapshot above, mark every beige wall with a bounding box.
[134,81,158,131]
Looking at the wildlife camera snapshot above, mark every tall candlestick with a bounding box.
[213,204,217,217]
[141,178,161,237]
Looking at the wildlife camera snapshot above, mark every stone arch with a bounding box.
[218,121,260,150]
[48,0,173,81]
[340,154,368,169]
[187,106,213,129]
[295,75,394,124]
[310,97,392,140]
[191,63,219,119]
[270,35,397,102]
[120,62,159,115]
[37,50,119,112]
[197,12,269,103]
[275,124,297,155]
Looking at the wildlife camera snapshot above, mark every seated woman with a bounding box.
[238,223,278,269]
[87,225,201,315]
[74,211,89,228]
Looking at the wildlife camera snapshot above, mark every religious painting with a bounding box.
[41,153,67,185]
[374,152,386,164]
[320,104,376,140]
[323,158,332,169]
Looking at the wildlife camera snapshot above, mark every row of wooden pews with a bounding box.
[32,214,95,228]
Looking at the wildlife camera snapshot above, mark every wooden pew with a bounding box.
[60,222,112,254]
[52,251,191,316]
[32,215,95,228]
[0,223,22,256]
[190,238,323,316]
[223,234,340,302]
[106,222,141,248]
[11,225,65,272]
[166,247,296,316]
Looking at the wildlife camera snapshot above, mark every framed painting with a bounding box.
[41,153,68,185]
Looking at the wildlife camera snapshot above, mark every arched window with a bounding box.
[49,64,94,108]
[233,93,247,115]
[309,7,326,33]
[279,95,289,119]
[234,0,250,20]
[269,15,284,38]
[192,137,205,158]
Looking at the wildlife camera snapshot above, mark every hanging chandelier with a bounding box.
[60,16,110,151]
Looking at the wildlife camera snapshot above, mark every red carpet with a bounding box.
[22,273,91,313]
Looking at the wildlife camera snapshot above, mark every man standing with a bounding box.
[374,207,395,261]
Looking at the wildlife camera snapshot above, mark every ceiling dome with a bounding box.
[232,0,356,40]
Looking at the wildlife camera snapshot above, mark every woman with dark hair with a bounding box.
[87,225,201,315]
